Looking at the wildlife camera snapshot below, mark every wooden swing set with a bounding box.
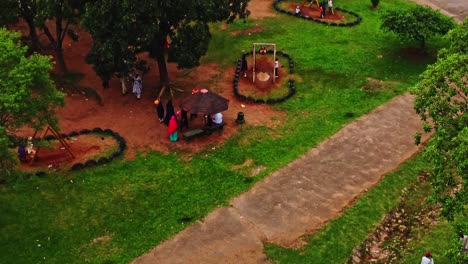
[29,125,74,164]
[252,43,276,84]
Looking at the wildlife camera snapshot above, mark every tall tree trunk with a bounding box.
[54,11,67,73]
[24,16,40,50]
[55,44,67,73]
[156,51,170,87]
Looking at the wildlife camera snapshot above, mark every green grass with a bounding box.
[264,155,428,263]
[0,0,451,263]
[399,212,468,264]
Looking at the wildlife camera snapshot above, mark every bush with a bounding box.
[381,6,455,49]
[371,0,380,8]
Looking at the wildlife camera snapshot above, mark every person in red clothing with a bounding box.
[167,115,178,142]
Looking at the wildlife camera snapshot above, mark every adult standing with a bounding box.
[180,109,189,130]
[421,252,434,264]
[132,73,143,99]
[241,55,248,77]
[167,116,178,142]
[164,99,175,126]
[154,100,165,123]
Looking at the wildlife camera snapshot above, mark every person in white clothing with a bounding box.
[212,112,223,125]
[328,0,334,14]
[274,58,279,78]
[132,73,143,99]
[421,252,434,264]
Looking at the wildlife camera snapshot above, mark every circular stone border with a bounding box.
[14,127,126,176]
[233,50,296,104]
[273,0,362,27]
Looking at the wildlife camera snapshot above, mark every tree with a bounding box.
[0,0,19,30]
[411,18,468,221]
[84,0,250,88]
[82,0,142,91]
[381,5,455,49]
[0,29,64,175]
[35,0,87,73]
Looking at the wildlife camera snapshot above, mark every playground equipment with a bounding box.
[30,125,74,164]
[252,43,276,84]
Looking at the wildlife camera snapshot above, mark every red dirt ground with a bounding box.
[19,134,118,171]
[12,17,285,161]
[288,2,346,21]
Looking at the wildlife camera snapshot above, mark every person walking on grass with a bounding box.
[154,99,165,123]
[132,73,142,99]
[167,115,178,142]
[421,252,434,264]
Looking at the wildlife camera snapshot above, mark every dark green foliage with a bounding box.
[371,0,380,8]
[168,22,211,69]
[84,0,249,86]
[381,5,455,48]
[0,0,18,28]
[411,19,467,221]
[0,29,64,176]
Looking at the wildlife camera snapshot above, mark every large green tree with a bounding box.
[84,0,249,88]
[2,0,86,72]
[412,18,467,221]
[381,5,455,49]
[0,28,64,175]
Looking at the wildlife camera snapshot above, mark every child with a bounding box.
[295,6,301,16]
[328,0,334,15]
[319,5,323,18]
[18,144,27,162]
[274,58,279,78]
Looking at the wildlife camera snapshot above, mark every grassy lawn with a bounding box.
[0,0,449,263]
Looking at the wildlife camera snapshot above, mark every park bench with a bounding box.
[182,128,205,141]
[204,122,226,135]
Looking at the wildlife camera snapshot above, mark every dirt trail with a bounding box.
[132,94,430,264]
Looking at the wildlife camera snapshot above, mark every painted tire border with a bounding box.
[273,0,362,27]
[233,50,296,104]
[15,127,126,176]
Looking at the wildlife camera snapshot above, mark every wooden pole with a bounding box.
[273,44,276,83]
[252,44,256,83]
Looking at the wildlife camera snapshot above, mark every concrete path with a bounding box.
[410,0,467,22]
[132,93,431,264]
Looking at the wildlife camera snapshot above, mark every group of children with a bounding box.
[296,0,334,18]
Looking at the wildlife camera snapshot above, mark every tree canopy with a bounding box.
[411,18,468,221]
[83,0,250,87]
[0,28,64,175]
[381,5,455,49]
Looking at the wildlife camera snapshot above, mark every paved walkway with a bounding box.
[410,0,467,22]
[132,93,431,264]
